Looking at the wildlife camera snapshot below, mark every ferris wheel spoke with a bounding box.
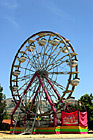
[44,42,60,67]
[26,51,42,69]
[47,50,61,68]
[48,60,66,71]
[42,36,51,60]
[18,78,39,100]
[25,55,38,70]
[27,82,40,108]
[46,85,58,100]
[34,53,42,68]
[25,53,35,65]
[49,51,61,65]
[46,54,68,69]
[35,43,42,66]
[41,36,52,68]
[44,86,54,103]
[52,84,61,98]
[13,74,34,82]
[19,66,35,72]
[42,54,54,68]
[46,45,53,55]
[48,77,65,90]
[39,53,44,68]
[41,47,46,67]
[25,57,33,71]
[17,80,30,92]
[48,71,70,74]
[17,77,38,93]
[29,50,39,67]
[44,47,54,67]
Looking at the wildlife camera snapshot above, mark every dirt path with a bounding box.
[0,131,93,139]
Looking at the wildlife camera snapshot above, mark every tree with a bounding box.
[0,85,7,124]
[79,93,93,130]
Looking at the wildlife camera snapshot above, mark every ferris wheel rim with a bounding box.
[10,31,79,115]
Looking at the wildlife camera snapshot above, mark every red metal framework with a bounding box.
[10,31,80,133]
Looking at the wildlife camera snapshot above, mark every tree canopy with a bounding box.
[79,93,93,130]
[0,85,7,124]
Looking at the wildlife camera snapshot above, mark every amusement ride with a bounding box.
[10,31,80,134]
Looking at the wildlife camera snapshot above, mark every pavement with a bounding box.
[1,138,93,140]
[0,131,93,139]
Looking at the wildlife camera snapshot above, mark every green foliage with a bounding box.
[26,102,37,113]
[66,93,93,130]
[3,113,11,119]
[79,93,93,130]
[0,85,7,124]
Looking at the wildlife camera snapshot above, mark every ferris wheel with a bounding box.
[10,31,80,128]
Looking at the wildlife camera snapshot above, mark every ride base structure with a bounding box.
[9,31,87,134]
[10,110,88,134]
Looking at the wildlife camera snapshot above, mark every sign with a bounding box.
[62,111,78,126]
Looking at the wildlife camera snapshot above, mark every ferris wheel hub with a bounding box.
[37,69,48,78]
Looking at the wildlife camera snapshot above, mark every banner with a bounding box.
[79,111,88,127]
[62,111,78,126]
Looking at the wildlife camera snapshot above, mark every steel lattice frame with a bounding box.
[10,31,79,128]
